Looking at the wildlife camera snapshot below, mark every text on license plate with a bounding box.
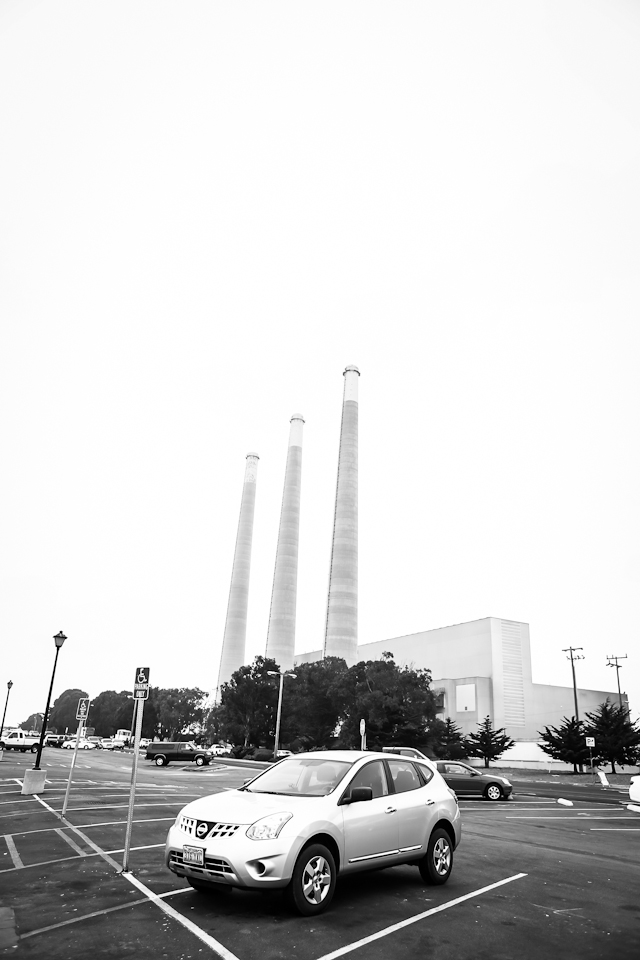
[183,845,204,866]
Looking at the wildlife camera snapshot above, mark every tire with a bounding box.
[31,745,38,753]
[195,756,205,767]
[154,755,167,766]
[484,784,503,801]
[285,843,336,916]
[419,828,453,885]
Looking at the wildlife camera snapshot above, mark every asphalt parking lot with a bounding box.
[0,751,638,959]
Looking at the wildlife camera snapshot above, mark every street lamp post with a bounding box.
[562,646,584,721]
[267,669,297,759]
[33,632,67,771]
[0,681,13,742]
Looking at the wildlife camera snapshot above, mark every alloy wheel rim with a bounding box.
[488,786,500,800]
[433,838,451,875]
[301,855,331,904]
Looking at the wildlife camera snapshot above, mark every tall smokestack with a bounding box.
[324,365,359,664]
[217,452,259,694]
[265,414,305,670]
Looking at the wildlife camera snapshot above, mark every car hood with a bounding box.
[181,790,330,824]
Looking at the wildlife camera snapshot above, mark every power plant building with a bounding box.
[324,365,360,664]
[217,452,260,693]
[265,414,305,670]
[295,617,625,743]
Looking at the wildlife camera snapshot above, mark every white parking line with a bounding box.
[590,828,640,832]
[20,886,191,940]
[32,795,121,871]
[55,828,88,857]
[316,873,528,960]
[4,835,23,869]
[123,872,241,960]
[507,815,636,820]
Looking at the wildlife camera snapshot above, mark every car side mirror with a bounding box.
[343,786,374,804]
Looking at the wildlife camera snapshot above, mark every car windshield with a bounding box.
[244,758,353,796]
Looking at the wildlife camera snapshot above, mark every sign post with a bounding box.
[62,698,91,817]
[122,667,149,872]
[359,718,366,751]
[585,736,595,781]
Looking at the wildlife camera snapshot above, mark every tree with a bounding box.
[465,716,515,768]
[48,688,89,734]
[89,690,133,737]
[154,687,208,740]
[20,713,44,733]
[213,657,280,747]
[584,700,640,774]
[435,718,467,760]
[335,653,437,750]
[538,717,590,773]
[282,657,349,748]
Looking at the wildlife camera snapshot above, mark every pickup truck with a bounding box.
[0,730,40,753]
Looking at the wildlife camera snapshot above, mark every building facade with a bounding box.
[295,617,624,741]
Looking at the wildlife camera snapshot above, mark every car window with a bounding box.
[246,758,352,796]
[387,759,421,793]
[348,760,389,798]
[445,763,473,776]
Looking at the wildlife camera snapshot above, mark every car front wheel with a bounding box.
[484,784,503,801]
[285,843,336,916]
[195,756,206,767]
[419,828,453,885]
[31,745,38,753]
[154,755,167,766]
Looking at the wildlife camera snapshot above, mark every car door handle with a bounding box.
[425,798,435,806]
[384,806,397,814]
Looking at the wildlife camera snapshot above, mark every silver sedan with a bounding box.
[165,750,461,915]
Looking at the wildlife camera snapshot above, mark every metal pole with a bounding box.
[62,720,84,818]
[273,672,284,759]
[122,697,144,872]
[34,645,61,770]
[0,682,13,741]
[570,655,579,721]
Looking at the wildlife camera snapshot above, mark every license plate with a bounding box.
[183,845,204,866]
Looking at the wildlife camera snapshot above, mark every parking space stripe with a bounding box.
[123,872,241,959]
[55,828,88,856]
[590,828,640,831]
[20,887,192,940]
[32,795,121,871]
[4,836,23,869]
[316,874,528,960]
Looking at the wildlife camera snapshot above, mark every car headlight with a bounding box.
[499,777,511,785]
[246,812,292,840]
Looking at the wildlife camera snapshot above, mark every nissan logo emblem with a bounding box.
[196,823,208,838]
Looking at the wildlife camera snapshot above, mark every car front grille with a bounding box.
[169,850,234,878]
[178,816,241,840]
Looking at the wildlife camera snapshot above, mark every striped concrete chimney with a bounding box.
[265,414,305,670]
[324,365,359,664]
[217,452,259,694]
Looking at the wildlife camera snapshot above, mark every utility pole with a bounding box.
[606,654,628,711]
[562,646,584,720]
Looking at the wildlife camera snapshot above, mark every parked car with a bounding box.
[382,746,429,760]
[138,738,152,749]
[0,730,40,753]
[45,733,66,748]
[165,750,461,915]
[208,744,228,756]
[629,775,640,805]
[87,737,103,749]
[100,738,124,751]
[146,742,213,767]
[62,739,96,750]
[433,761,513,800]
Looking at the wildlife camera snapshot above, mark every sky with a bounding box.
[1,1,638,731]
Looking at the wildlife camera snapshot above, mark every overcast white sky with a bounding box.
[1,1,638,730]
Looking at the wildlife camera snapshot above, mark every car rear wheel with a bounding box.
[31,745,38,753]
[285,843,336,916]
[154,755,167,766]
[419,828,453,885]
[484,784,503,801]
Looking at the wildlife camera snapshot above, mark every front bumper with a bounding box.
[165,824,301,890]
